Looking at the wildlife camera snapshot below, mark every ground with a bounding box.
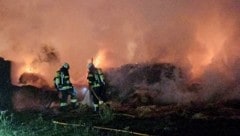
[39,99,240,136]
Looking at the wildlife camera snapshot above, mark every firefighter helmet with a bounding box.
[63,63,69,69]
[87,62,94,69]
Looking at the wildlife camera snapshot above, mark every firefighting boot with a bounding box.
[59,102,68,112]
[59,106,68,112]
[70,98,78,110]
[71,102,79,110]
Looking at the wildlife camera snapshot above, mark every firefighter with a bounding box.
[87,62,106,113]
[54,63,78,111]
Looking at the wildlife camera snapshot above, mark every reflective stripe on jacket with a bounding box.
[54,68,73,91]
[87,68,105,88]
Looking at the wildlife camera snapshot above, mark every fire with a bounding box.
[188,51,215,79]
[22,61,40,74]
[93,49,109,68]
[15,57,41,84]
[189,18,230,79]
[24,65,34,73]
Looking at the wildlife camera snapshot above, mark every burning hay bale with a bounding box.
[105,63,191,106]
[19,72,50,89]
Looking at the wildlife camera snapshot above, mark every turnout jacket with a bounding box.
[87,68,105,88]
[54,67,73,91]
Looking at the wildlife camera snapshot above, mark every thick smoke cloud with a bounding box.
[0,0,240,100]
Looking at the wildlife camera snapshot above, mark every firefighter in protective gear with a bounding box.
[87,62,106,113]
[54,63,78,111]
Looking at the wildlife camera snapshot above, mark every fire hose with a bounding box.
[89,87,104,104]
[52,120,150,136]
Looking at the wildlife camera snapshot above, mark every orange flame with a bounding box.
[93,49,109,68]
[24,65,34,73]
[189,18,230,79]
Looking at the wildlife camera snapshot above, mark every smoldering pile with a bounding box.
[105,63,193,106]
[104,62,240,107]
[19,72,49,89]
[11,85,59,112]
[0,84,59,112]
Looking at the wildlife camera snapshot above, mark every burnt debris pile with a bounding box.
[105,63,189,106]
[104,62,240,110]
[11,85,59,112]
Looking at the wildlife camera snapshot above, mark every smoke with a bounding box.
[8,44,61,86]
[35,45,60,64]
[0,0,240,103]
